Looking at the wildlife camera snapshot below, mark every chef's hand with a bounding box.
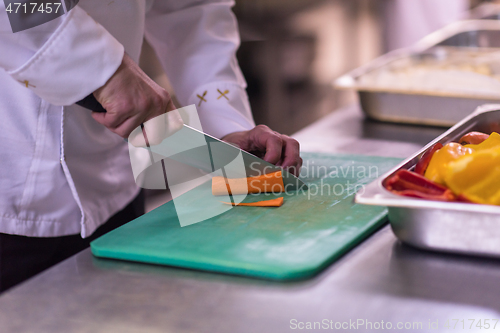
[222,125,303,176]
[92,53,176,139]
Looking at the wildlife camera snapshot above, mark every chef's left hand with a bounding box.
[222,125,302,176]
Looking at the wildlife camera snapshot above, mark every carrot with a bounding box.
[222,197,284,207]
[212,171,284,196]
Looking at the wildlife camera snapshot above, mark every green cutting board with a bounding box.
[91,153,400,280]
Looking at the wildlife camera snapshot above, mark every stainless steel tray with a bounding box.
[335,20,500,126]
[356,104,500,257]
[469,2,500,20]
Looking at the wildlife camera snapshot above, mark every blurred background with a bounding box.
[141,0,494,136]
[140,0,497,211]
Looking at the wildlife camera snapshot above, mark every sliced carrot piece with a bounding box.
[221,197,284,207]
[212,171,284,196]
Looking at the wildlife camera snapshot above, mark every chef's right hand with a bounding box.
[92,53,178,140]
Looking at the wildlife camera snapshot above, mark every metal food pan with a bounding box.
[469,2,500,20]
[356,104,500,258]
[335,20,500,126]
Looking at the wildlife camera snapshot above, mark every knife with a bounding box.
[76,94,307,191]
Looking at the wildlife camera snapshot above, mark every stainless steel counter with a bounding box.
[1,105,499,333]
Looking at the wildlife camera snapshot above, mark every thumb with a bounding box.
[91,111,107,125]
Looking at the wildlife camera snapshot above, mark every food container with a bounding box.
[335,20,500,126]
[469,2,500,20]
[356,104,500,258]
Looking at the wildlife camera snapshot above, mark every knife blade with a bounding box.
[169,125,307,191]
[77,94,307,191]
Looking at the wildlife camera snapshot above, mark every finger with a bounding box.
[128,95,175,138]
[113,113,144,139]
[142,109,184,146]
[247,125,282,163]
[288,158,303,177]
[280,136,300,167]
[280,136,302,176]
[262,134,283,164]
[128,125,147,147]
[297,157,303,175]
[91,111,106,125]
[163,99,177,116]
[91,106,134,130]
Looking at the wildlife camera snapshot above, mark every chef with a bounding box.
[0,0,302,291]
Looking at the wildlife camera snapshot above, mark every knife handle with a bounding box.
[76,94,106,113]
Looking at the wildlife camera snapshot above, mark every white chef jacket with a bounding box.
[383,0,468,51]
[0,0,255,238]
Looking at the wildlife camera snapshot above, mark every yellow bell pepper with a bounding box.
[421,132,500,205]
[424,143,473,185]
[444,146,500,205]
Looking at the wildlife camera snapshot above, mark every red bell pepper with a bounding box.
[414,142,443,175]
[459,131,489,145]
[385,169,456,201]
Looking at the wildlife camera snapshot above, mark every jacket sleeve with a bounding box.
[0,4,124,106]
[145,0,255,139]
